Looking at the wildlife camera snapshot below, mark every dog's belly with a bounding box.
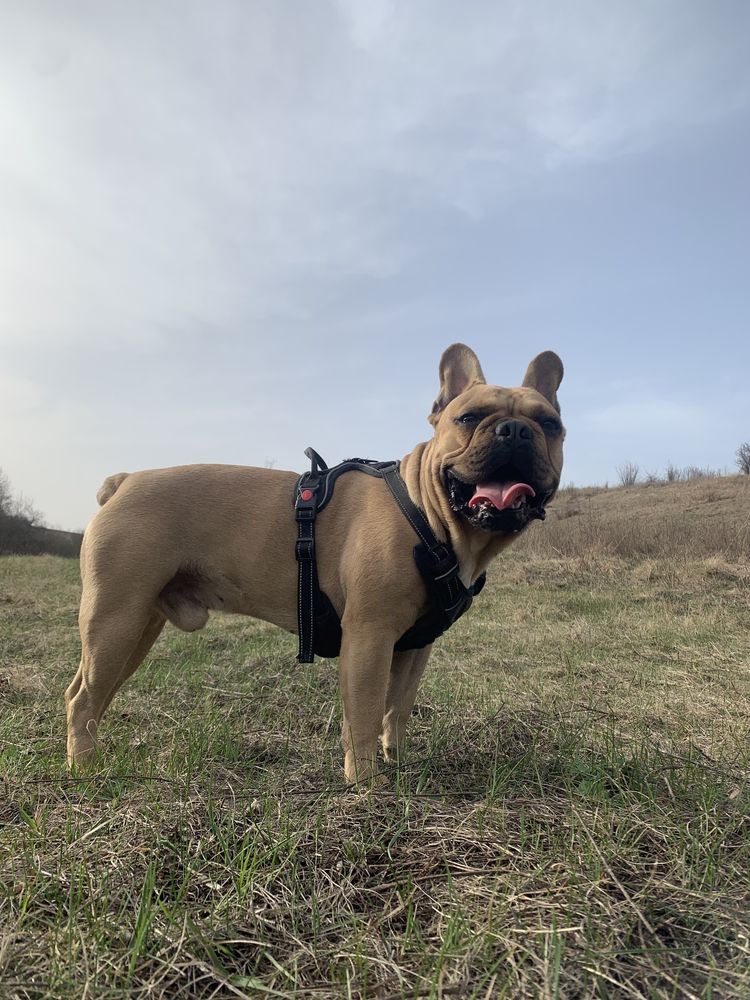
[86,464,303,635]
[154,559,300,634]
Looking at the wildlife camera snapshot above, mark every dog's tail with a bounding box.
[96,472,130,506]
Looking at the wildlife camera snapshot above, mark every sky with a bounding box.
[1,1,749,530]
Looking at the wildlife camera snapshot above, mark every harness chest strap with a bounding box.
[293,448,485,663]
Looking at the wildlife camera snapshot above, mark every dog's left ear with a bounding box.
[429,344,486,426]
[522,351,564,414]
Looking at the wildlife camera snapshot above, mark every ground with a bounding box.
[1,476,749,998]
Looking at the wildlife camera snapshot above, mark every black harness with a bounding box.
[293,448,486,662]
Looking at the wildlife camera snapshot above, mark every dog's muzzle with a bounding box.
[445,420,555,533]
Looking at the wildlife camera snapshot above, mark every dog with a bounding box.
[65,344,564,783]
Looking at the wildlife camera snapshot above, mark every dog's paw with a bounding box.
[67,747,103,773]
[339,774,391,806]
[342,770,390,791]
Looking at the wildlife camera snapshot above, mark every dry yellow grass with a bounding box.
[518,474,750,559]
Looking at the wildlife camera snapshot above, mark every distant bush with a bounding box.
[682,465,720,480]
[617,462,639,486]
[0,469,13,516]
[0,467,80,556]
[0,469,44,524]
[737,443,750,475]
[665,463,681,482]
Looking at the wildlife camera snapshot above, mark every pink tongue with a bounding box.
[468,481,535,511]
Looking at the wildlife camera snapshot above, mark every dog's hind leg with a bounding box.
[381,645,432,763]
[98,611,166,719]
[66,602,162,768]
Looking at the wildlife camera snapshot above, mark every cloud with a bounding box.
[1,0,748,350]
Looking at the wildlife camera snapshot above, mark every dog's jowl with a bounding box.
[66,344,564,784]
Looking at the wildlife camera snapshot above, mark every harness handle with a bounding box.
[304,448,328,476]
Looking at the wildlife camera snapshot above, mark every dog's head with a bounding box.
[429,344,564,535]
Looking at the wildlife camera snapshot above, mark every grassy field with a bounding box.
[1,477,749,998]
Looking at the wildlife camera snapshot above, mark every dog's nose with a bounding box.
[495,419,532,444]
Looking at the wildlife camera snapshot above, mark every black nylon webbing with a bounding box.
[293,449,482,662]
[294,449,328,662]
[295,504,317,663]
[379,465,435,548]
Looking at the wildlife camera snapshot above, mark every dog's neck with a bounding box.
[399,442,515,587]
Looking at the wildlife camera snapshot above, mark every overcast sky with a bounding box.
[1,1,749,529]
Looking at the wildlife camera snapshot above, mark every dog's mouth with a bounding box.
[446,470,547,533]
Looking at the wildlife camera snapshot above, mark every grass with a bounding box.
[1,478,749,998]
[518,474,750,559]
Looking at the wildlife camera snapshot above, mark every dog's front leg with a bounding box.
[338,624,396,785]
[381,645,432,763]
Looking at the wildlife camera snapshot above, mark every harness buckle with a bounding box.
[295,475,320,521]
[295,538,315,562]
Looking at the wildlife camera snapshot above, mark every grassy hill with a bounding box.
[519,473,750,559]
[0,477,748,998]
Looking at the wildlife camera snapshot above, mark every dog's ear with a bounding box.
[429,344,486,426]
[522,351,564,414]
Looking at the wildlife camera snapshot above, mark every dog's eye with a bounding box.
[540,417,562,435]
[455,412,481,426]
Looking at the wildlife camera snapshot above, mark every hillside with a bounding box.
[518,473,750,559]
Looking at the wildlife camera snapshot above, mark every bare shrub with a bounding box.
[0,468,12,514]
[617,462,639,486]
[0,468,65,554]
[683,465,719,481]
[737,443,750,475]
[0,469,46,525]
[665,463,681,482]
[13,492,45,527]
[644,471,661,484]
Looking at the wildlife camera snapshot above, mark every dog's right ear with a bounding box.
[429,344,486,426]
